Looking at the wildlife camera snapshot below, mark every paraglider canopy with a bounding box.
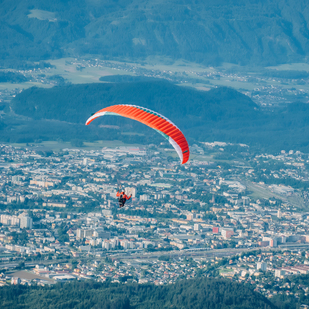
[86,104,190,164]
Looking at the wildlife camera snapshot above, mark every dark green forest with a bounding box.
[9,81,309,152]
[1,0,309,67]
[271,275,309,308]
[0,278,277,309]
[0,72,29,83]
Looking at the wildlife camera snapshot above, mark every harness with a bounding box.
[119,194,125,205]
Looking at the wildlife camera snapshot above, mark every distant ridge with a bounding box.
[9,80,309,151]
[1,0,309,66]
[12,81,258,125]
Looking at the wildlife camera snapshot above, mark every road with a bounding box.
[110,243,309,261]
[110,247,254,261]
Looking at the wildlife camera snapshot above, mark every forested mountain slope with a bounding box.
[10,81,309,151]
[1,0,309,67]
[0,278,278,309]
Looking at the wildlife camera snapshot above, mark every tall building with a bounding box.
[242,196,250,206]
[257,262,267,271]
[270,238,277,247]
[102,241,110,250]
[277,209,282,218]
[76,229,83,240]
[280,235,286,243]
[120,240,129,249]
[1,215,20,226]
[76,229,94,239]
[20,216,32,229]
[139,194,149,201]
[11,277,21,285]
[221,229,234,239]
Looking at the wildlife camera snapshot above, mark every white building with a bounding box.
[76,229,93,239]
[275,269,285,278]
[277,209,282,218]
[120,240,129,249]
[126,187,136,198]
[280,235,287,243]
[221,228,234,239]
[194,223,200,231]
[140,194,149,201]
[20,216,32,229]
[11,277,21,285]
[102,241,110,250]
[1,215,20,226]
[257,262,267,271]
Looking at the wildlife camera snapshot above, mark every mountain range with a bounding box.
[1,0,309,67]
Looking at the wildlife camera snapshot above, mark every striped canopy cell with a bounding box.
[85,104,190,164]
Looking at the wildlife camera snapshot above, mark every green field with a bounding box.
[245,182,279,200]
[48,59,309,94]
[267,62,309,72]
[49,58,131,84]
[219,268,234,275]
[189,154,214,162]
[0,82,52,91]
[2,57,309,98]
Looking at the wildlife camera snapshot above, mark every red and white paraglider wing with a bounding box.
[85,104,190,164]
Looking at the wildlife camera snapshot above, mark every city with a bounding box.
[2,1,309,308]
[0,141,309,302]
